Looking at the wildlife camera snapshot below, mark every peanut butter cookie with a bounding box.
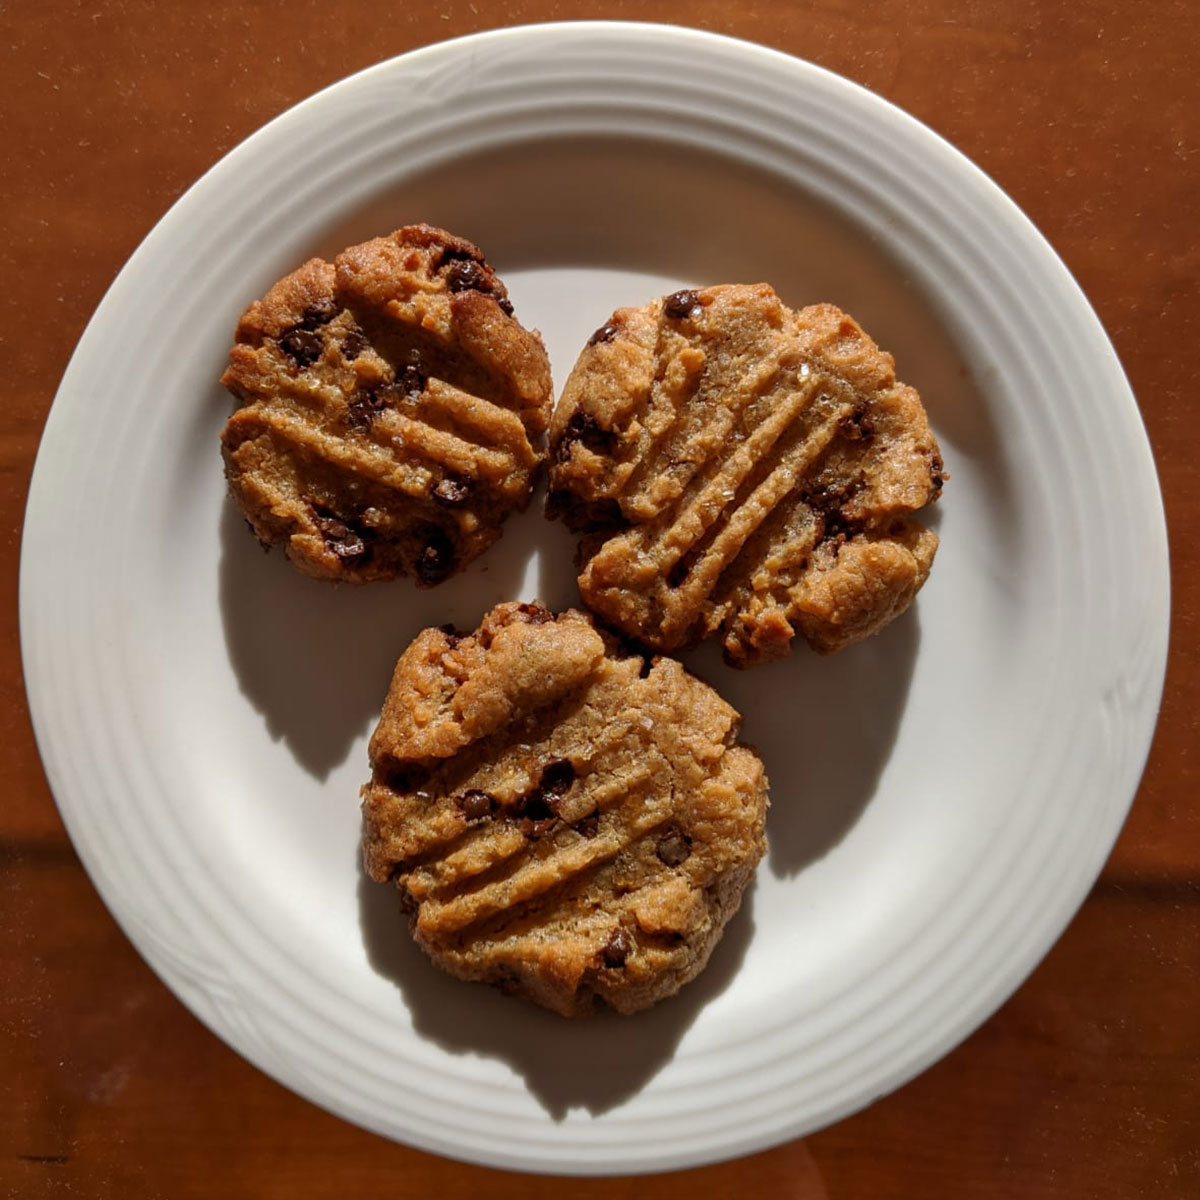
[361,602,768,1016]
[547,285,943,665]
[220,225,552,584]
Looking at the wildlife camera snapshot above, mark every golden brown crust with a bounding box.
[361,602,769,1016]
[220,225,552,585]
[547,285,944,665]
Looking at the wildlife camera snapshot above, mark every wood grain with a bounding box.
[2,2,1196,1196]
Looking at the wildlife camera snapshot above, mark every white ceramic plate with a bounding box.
[21,22,1168,1175]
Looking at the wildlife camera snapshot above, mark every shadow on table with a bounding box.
[356,866,757,1119]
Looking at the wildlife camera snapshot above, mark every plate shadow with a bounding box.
[218,500,543,780]
[357,864,757,1119]
[682,609,921,877]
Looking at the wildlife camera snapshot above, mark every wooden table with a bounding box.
[4,2,1196,1196]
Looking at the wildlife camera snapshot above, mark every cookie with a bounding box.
[361,601,768,1016]
[547,285,943,665]
[220,224,552,585]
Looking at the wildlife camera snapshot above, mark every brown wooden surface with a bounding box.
[2,1,1197,1196]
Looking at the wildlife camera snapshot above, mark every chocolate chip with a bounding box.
[929,453,946,497]
[602,927,633,968]
[802,480,865,543]
[341,326,366,361]
[516,790,556,821]
[346,386,391,430]
[348,368,421,430]
[312,511,367,561]
[397,887,419,918]
[574,811,600,839]
[516,602,553,624]
[456,789,497,821]
[638,656,653,679]
[515,786,560,837]
[804,484,837,511]
[396,364,426,397]
[300,298,339,330]
[821,508,861,542]
[432,477,469,506]
[280,327,323,368]
[443,257,487,293]
[539,758,576,798]
[415,526,455,586]
[438,245,482,266]
[439,248,513,313]
[838,406,876,442]
[663,289,700,320]
[587,321,619,346]
[655,827,692,867]
[558,412,617,461]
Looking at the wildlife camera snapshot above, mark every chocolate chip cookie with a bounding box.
[547,285,943,666]
[361,601,768,1016]
[220,225,552,584]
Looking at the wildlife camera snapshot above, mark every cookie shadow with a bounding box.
[356,865,757,1119]
[217,501,545,780]
[683,610,921,877]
